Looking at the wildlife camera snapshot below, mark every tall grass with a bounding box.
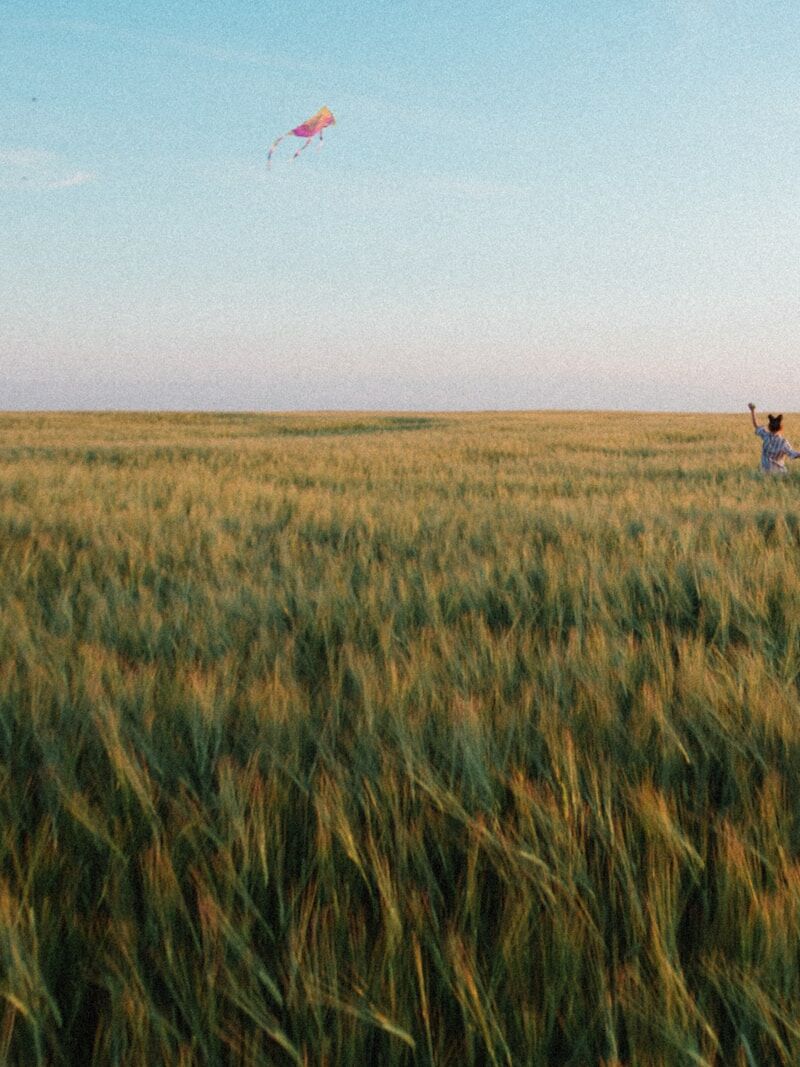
[1,410,799,1064]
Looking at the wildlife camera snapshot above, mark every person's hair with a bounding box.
[768,413,783,433]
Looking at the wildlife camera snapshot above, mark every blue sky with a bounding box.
[3,0,799,410]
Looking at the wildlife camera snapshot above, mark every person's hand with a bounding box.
[748,402,756,411]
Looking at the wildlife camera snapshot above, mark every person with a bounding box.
[748,403,800,474]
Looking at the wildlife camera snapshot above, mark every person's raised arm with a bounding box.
[748,402,760,430]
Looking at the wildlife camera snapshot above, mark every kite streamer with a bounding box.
[267,106,335,167]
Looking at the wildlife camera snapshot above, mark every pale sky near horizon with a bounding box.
[2,1,799,411]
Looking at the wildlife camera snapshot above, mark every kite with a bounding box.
[267,106,335,167]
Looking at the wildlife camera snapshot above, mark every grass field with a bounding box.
[1,410,799,1066]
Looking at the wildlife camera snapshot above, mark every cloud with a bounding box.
[0,148,97,191]
[44,170,97,190]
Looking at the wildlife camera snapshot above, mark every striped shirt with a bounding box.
[756,426,800,473]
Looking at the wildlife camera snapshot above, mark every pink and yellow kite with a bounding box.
[267,106,336,167]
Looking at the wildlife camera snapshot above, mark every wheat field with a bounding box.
[1,410,799,1066]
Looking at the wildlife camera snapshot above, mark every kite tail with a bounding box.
[267,132,289,169]
[291,137,314,161]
